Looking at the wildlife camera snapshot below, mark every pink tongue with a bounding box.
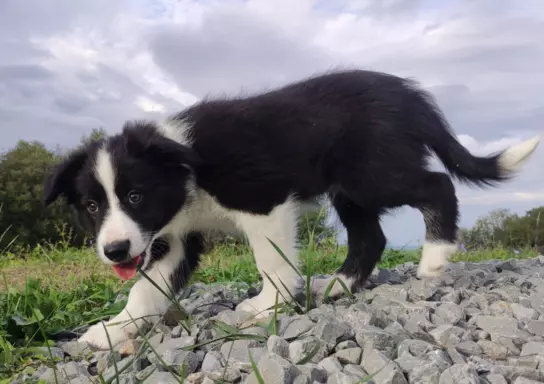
[112,256,141,280]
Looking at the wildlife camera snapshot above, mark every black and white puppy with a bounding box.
[43,69,540,349]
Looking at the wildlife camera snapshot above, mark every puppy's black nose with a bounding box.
[103,240,131,262]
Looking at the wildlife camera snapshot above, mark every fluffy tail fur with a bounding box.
[409,82,540,187]
[434,132,539,187]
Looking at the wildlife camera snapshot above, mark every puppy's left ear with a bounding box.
[43,149,88,206]
[146,135,203,172]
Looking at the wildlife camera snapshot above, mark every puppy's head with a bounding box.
[43,120,201,279]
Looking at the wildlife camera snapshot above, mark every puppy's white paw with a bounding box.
[416,262,446,278]
[236,295,278,319]
[78,321,130,350]
[308,274,354,300]
[417,241,456,279]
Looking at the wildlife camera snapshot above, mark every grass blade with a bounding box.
[272,291,279,335]
[322,276,354,302]
[181,333,268,351]
[100,321,121,384]
[248,349,265,384]
[305,249,314,313]
[266,238,302,277]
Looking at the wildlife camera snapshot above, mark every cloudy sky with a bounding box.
[1,0,543,246]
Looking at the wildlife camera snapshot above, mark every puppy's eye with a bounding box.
[128,191,142,204]
[87,201,98,213]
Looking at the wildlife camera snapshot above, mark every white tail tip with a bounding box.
[498,135,540,176]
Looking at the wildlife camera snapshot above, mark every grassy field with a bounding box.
[0,240,539,382]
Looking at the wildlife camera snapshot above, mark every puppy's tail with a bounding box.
[433,132,539,187]
[411,83,540,187]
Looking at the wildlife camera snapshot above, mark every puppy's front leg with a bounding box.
[79,236,194,349]
[235,201,301,318]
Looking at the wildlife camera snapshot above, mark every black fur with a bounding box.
[172,232,206,293]
[44,69,523,292]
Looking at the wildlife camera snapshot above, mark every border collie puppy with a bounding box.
[43,69,540,349]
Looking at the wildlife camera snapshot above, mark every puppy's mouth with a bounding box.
[112,253,145,281]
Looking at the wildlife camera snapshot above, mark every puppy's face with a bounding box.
[43,121,201,279]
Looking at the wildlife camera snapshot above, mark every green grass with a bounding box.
[0,240,539,382]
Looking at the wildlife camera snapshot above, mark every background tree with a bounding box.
[0,129,109,251]
[0,141,71,248]
[495,206,544,248]
[459,208,513,249]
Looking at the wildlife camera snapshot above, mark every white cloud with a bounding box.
[135,96,166,113]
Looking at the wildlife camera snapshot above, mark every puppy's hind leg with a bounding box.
[310,192,386,299]
[414,172,460,278]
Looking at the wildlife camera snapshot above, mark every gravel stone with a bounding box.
[520,341,544,368]
[267,335,290,358]
[513,377,544,384]
[245,352,301,384]
[58,361,91,380]
[282,316,316,339]
[512,303,539,323]
[397,339,438,357]
[117,339,144,356]
[447,346,467,364]
[434,302,465,325]
[334,347,362,365]
[362,348,408,384]
[297,363,328,383]
[318,356,343,375]
[455,341,483,356]
[484,374,508,384]
[313,318,354,350]
[148,349,201,374]
[430,325,462,347]
[201,350,224,372]
[327,371,361,384]
[355,325,398,356]
[343,364,368,379]
[142,371,180,383]
[289,336,328,364]
[477,339,511,359]
[409,363,442,384]
[97,351,122,374]
[476,315,529,339]
[59,341,92,358]
[213,309,255,327]
[152,336,196,355]
[530,288,544,315]
[221,339,260,363]
[438,364,480,384]
[335,340,358,351]
[490,365,544,382]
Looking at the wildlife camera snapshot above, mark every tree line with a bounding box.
[459,206,544,250]
[0,130,337,254]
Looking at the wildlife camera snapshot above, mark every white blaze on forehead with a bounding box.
[94,147,147,263]
[94,148,117,207]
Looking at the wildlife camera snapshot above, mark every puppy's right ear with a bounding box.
[43,149,88,206]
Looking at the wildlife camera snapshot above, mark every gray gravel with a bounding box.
[11,256,544,384]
